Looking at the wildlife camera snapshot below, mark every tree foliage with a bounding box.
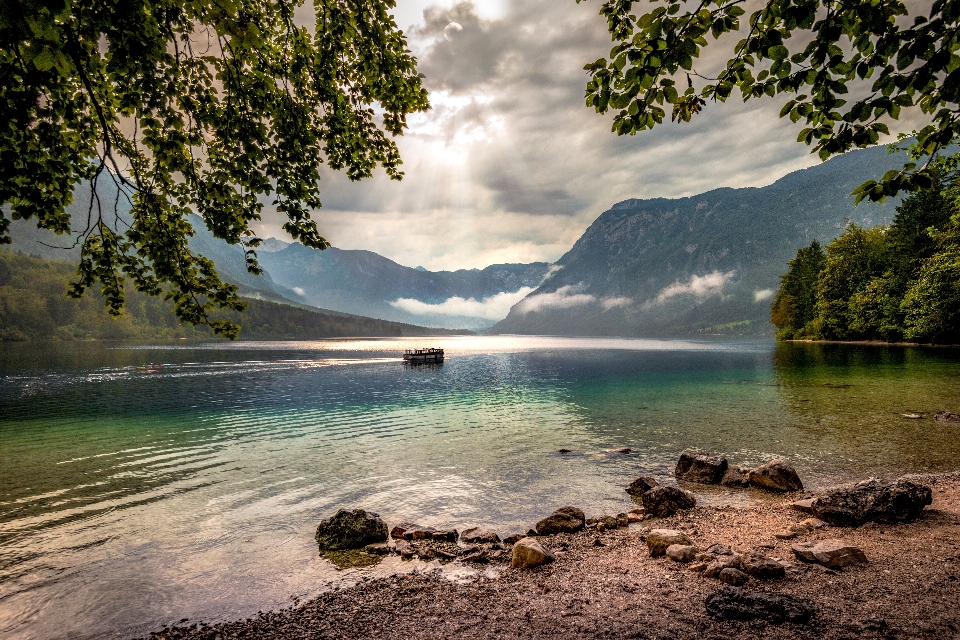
[771,174,960,343]
[770,238,823,339]
[0,0,428,337]
[579,0,960,200]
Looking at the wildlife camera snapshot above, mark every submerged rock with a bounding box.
[935,410,960,423]
[792,540,869,569]
[720,465,751,488]
[811,478,932,526]
[675,450,728,484]
[705,586,815,624]
[535,506,585,535]
[748,459,804,492]
[625,476,660,496]
[641,486,697,517]
[510,537,554,569]
[315,509,388,551]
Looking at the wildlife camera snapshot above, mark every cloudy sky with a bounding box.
[250,0,875,271]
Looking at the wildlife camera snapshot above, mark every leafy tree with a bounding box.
[811,223,887,340]
[770,239,824,338]
[902,213,960,342]
[0,0,429,337]
[579,0,960,201]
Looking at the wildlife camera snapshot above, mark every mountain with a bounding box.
[257,245,550,329]
[0,250,471,341]
[6,180,548,330]
[490,145,909,337]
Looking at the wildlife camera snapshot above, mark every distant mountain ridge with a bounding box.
[257,244,550,329]
[491,145,909,336]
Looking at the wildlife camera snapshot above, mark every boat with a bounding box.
[403,347,444,364]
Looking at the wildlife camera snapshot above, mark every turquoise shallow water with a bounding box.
[1,336,959,639]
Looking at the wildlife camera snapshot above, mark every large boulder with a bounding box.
[315,509,388,551]
[625,476,660,496]
[810,478,932,526]
[675,450,728,484]
[641,486,697,517]
[792,540,869,569]
[748,459,803,492]
[646,529,693,556]
[535,506,585,535]
[511,537,555,569]
[665,544,698,563]
[705,586,815,624]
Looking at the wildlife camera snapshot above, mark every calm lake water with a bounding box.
[1,336,959,639]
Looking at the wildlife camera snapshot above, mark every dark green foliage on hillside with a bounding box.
[770,241,825,339]
[0,251,468,342]
[772,178,960,344]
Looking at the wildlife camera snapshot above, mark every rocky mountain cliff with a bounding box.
[491,145,908,337]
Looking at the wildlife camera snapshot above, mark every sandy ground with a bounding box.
[142,473,960,640]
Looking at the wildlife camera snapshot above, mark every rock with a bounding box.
[718,567,750,586]
[606,447,633,454]
[460,550,489,564]
[720,465,751,488]
[666,544,698,563]
[689,561,709,572]
[754,540,776,550]
[625,476,660,496]
[363,542,393,555]
[675,450,729,484]
[394,539,414,559]
[790,498,816,514]
[641,486,697,517]
[748,459,804,492]
[810,478,932,526]
[460,527,501,544]
[800,517,827,529]
[616,513,630,528]
[704,554,743,578]
[740,552,787,579]
[902,413,923,419]
[598,515,619,529]
[705,543,734,556]
[502,533,524,545]
[627,512,644,523]
[646,529,694,556]
[390,522,418,539]
[935,410,960,423]
[510,537,555,569]
[535,506,585,535]
[431,529,458,542]
[315,509,388,551]
[558,448,573,454]
[792,540,869,569]
[705,586,815,624]
[402,525,436,541]
[775,530,798,540]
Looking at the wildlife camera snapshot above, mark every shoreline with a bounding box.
[142,471,960,639]
[785,338,960,348]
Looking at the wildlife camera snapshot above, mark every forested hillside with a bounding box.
[0,251,469,342]
[772,175,960,344]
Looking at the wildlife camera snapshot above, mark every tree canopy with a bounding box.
[770,174,960,343]
[0,0,428,337]
[580,0,960,201]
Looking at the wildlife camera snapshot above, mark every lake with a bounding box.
[1,336,959,639]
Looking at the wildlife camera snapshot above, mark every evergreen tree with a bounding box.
[770,240,824,339]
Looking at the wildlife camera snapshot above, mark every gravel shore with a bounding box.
[142,472,960,640]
